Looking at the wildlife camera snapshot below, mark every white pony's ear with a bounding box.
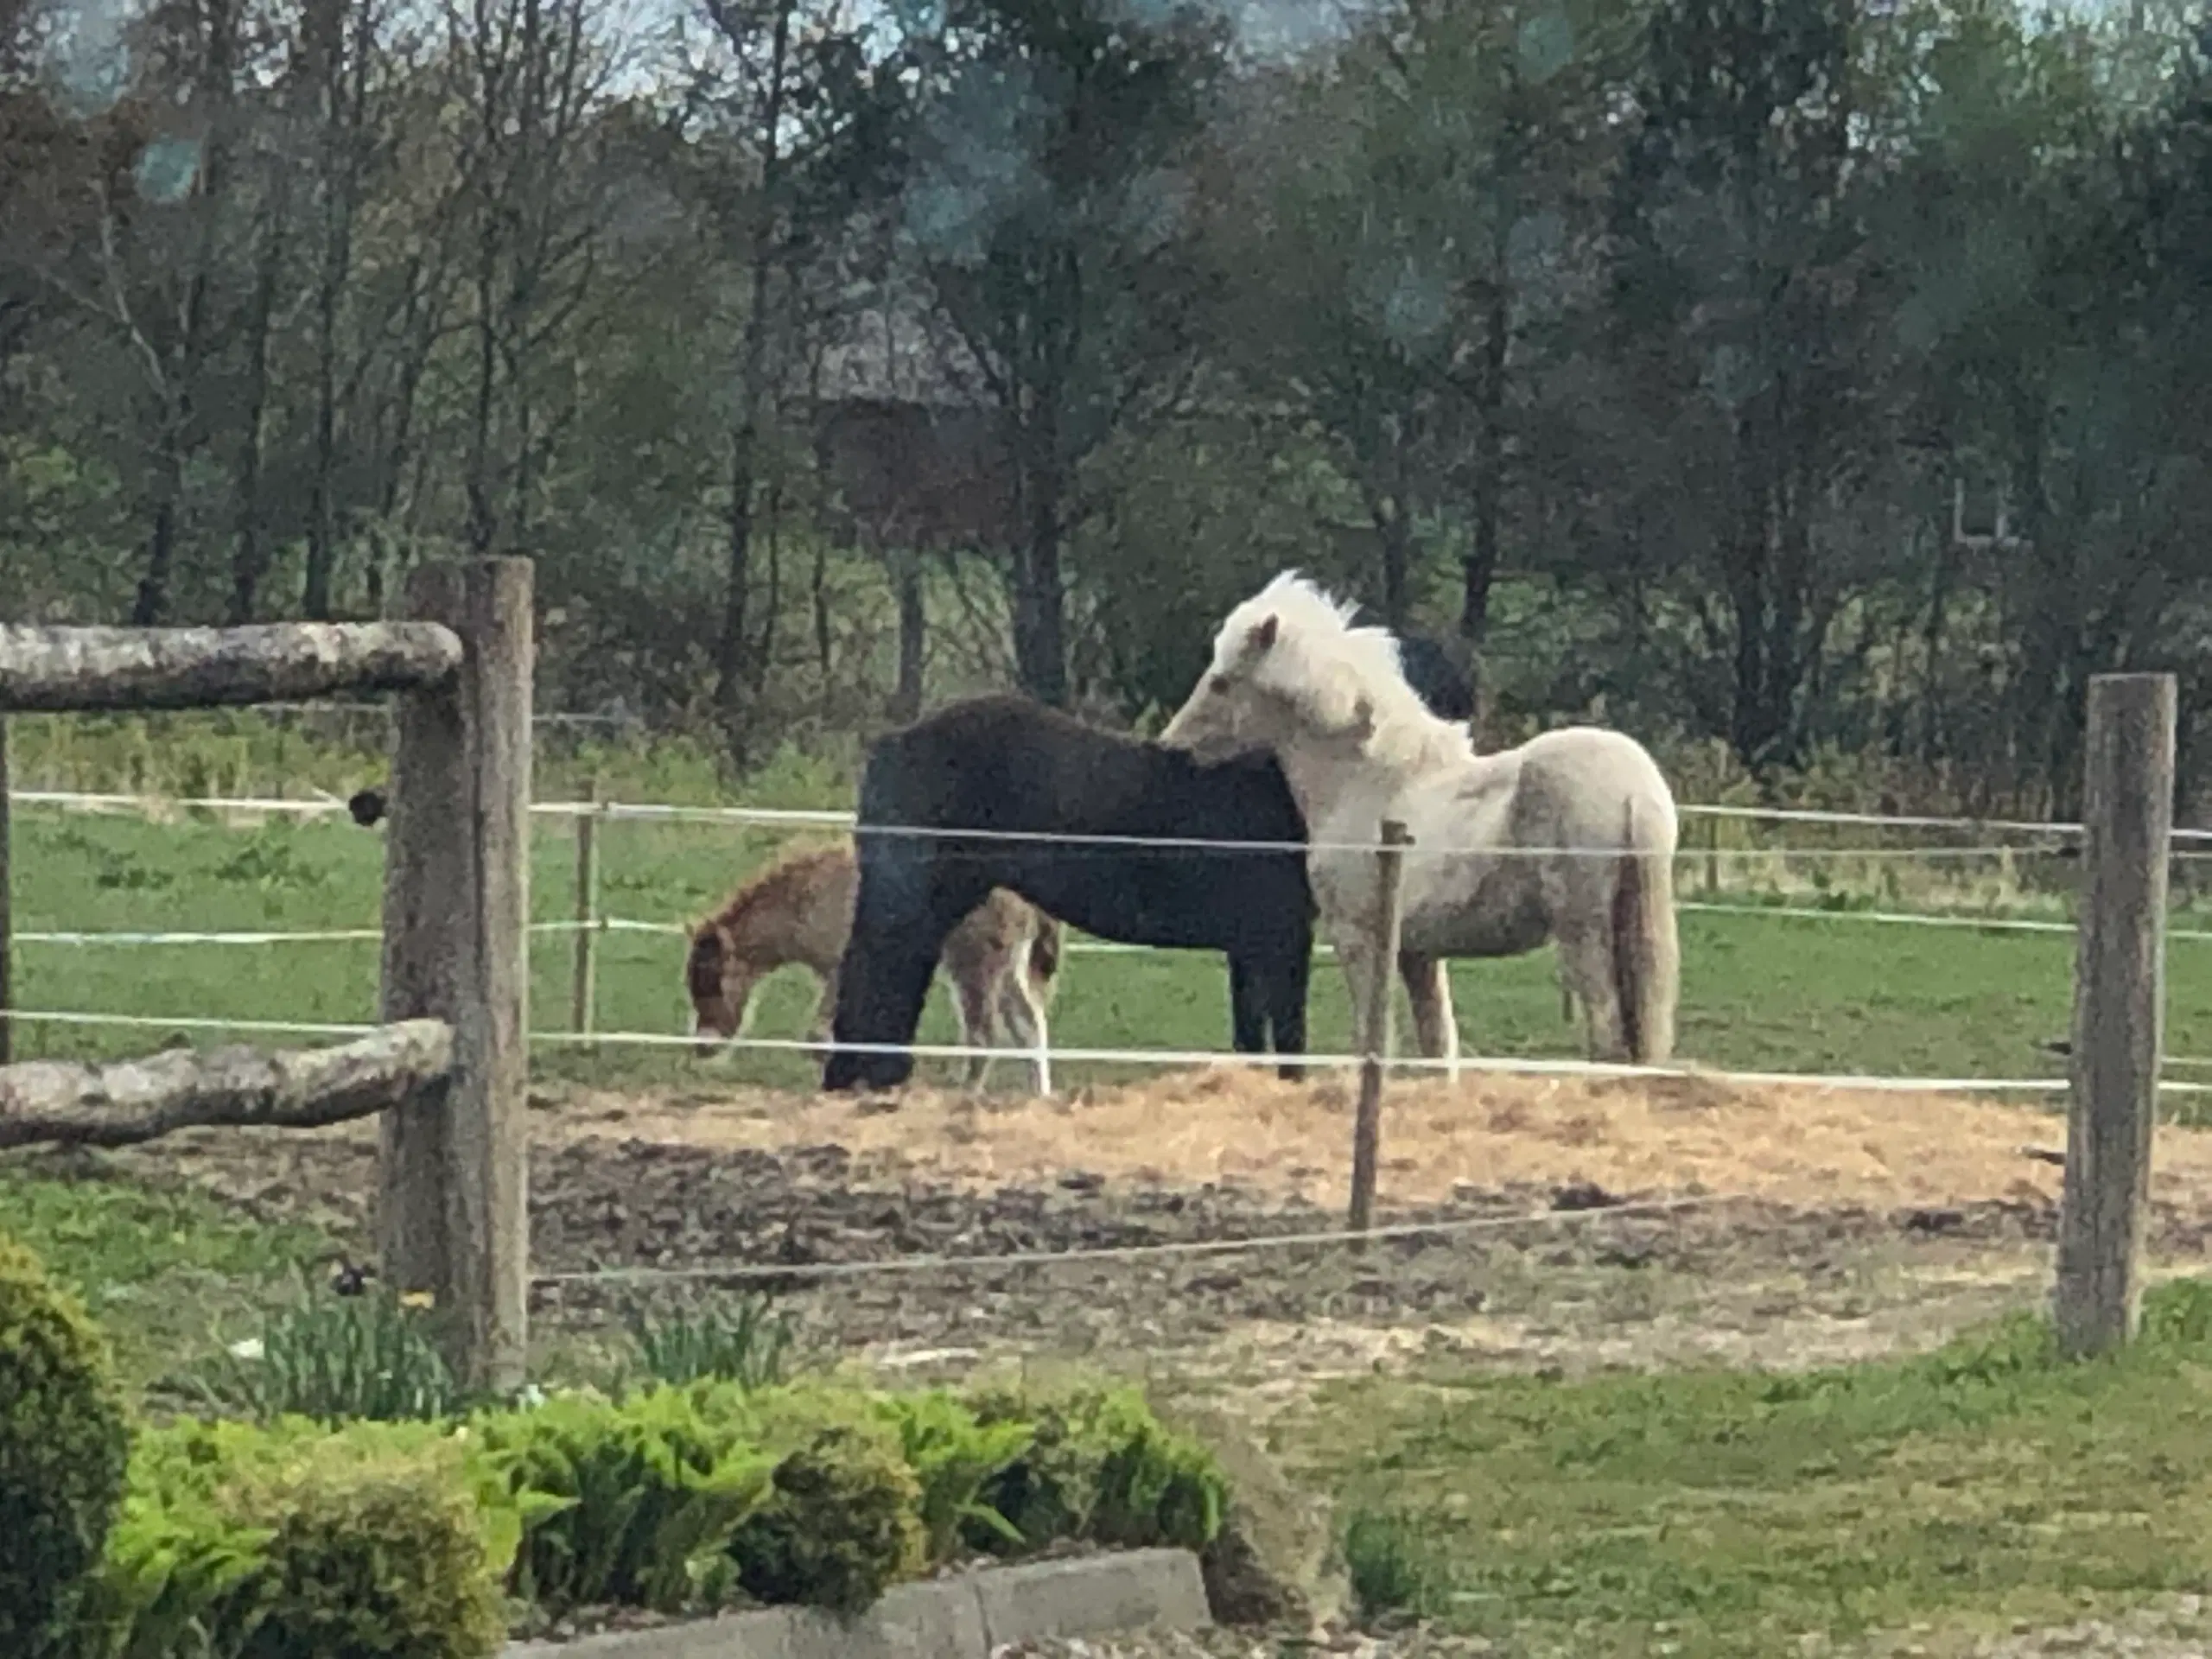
[1240,613,1280,660]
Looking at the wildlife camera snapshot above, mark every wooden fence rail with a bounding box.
[0,563,532,1393]
[0,1020,454,1150]
[0,621,460,712]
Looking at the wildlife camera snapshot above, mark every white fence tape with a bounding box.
[13,1007,2210,1096]
[18,903,2212,949]
[16,784,2207,856]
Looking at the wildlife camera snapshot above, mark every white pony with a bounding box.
[1159,571,1681,1069]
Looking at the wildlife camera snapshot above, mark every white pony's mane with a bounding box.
[1217,572,1475,773]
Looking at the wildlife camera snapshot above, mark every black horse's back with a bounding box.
[825,696,1315,1091]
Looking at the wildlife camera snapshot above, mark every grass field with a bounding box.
[9,802,2212,1098]
[1287,1281,2212,1656]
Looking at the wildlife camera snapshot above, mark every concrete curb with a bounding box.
[503,1547,1212,1659]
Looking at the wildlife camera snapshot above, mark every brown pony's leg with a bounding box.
[996,955,1052,1097]
[950,960,996,1090]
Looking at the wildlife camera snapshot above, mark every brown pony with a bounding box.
[687,842,1063,1094]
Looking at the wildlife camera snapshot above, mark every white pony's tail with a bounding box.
[1611,797,1681,1064]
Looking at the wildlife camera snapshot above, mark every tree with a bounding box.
[889,0,1228,705]
[1208,0,1624,642]
[1605,0,1891,767]
[690,0,900,745]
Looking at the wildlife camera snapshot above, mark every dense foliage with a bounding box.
[5,0,2208,806]
[64,1370,1228,1649]
[0,1234,131,1658]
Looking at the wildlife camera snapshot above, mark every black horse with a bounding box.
[822,696,1317,1091]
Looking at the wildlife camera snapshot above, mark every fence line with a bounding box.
[16,1004,2212,1096]
[531,1193,1719,1288]
[19,902,2212,949]
[0,785,2107,860]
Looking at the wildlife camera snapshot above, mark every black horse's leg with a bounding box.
[823,918,942,1091]
[824,839,952,1091]
[1228,953,1267,1058]
[1270,940,1311,1084]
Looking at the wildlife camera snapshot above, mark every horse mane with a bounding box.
[1224,572,1474,773]
[693,841,851,956]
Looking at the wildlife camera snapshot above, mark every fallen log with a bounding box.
[0,622,461,712]
[0,1020,454,1150]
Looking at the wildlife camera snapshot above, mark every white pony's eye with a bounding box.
[1209,674,1231,696]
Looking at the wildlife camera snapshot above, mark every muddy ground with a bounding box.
[73,1067,2212,1409]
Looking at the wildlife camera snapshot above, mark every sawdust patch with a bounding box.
[548,1065,2212,1213]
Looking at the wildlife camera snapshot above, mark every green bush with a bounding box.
[0,1232,131,1657]
[241,1448,510,1659]
[965,1382,1229,1556]
[733,1390,927,1613]
[470,1382,774,1614]
[79,1418,526,1659]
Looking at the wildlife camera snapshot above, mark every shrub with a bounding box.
[0,1232,130,1657]
[1340,1508,1439,1623]
[626,1294,795,1391]
[470,1382,773,1614]
[80,1418,526,1659]
[965,1382,1229,1556]
[733,1390,926,1613]
[240,1447,509,1659]
[871,1389,1033,1562]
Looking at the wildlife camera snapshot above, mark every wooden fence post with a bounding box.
[0,715,11,1067]
[570,781,601,1038]
[1702,815,1720,897]
[1348,819,1412,1243]
[378,559,533,1393]
[2055,671,2176,1359]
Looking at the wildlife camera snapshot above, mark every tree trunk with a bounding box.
[228,200,288,624]
[748,484,784,698]
[810,535,832,679]
[302,0,365,621]
[890,549,926,721]
[713,0,792,733]
[1377,504,1411,633]
[1013,501,1069,707]
[1464,111,1514,656]
[134,461,185,626]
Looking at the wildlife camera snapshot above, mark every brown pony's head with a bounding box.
[685,921,760,1056]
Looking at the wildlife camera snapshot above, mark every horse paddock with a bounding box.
[79,1065,2212,1405]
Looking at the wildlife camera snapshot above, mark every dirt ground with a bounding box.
[68,1067,2212,1657]
[87,1065,2212,1411]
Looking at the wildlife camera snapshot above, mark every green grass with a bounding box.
[0,1167,329,1394]
[7,803,2211,1096]
[1296,1281,2212,1655]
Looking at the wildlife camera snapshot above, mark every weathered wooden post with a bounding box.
[570,780,601,1038]
[2055,672,2176,1359]
[1702,815,1720,897]
[378,559,533,1393]
[0,715,11,1066]
[1348,820,1412,1243]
